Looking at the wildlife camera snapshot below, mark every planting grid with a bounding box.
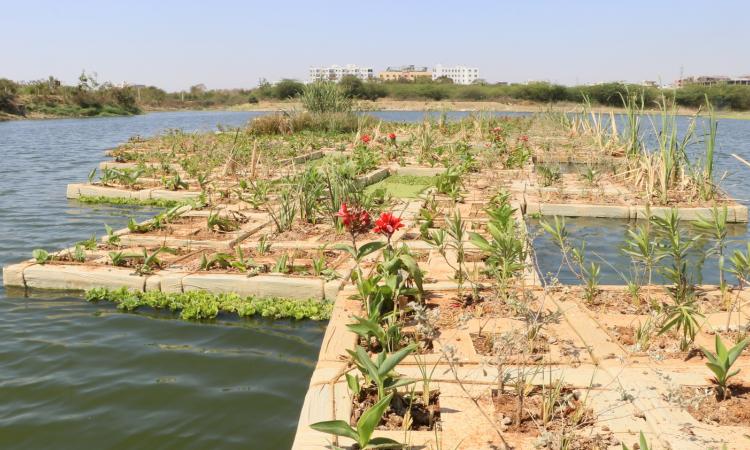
[3,113,750,449]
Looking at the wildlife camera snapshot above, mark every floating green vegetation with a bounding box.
[85,287,333,321]
[75,195,182,208]
[364,175,434,198]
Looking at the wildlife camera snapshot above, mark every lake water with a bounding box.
[0,111,322,450]
[1,109,749,448]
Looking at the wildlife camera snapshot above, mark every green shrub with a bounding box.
[301,81,352,113]
[274,78,305,100]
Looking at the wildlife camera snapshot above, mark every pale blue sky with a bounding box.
[2,0,748,91]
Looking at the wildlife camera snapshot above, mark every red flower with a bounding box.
[360,134,371,144]
[519,135,529,143]
[373,212,404,238]
[388,132,396,141]
[336,203,371,234]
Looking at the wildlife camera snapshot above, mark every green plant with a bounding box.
[272,253,289,273]
[134,247,173,276]
[348,344,417,401]
[85,287,333,321]
[109,251,126,267]
[579,165,599,186]
[200,252,233,270]
[700,334,749,400]
[230,246,256,273]
[301,81,352,114]
[207,211,239,232]
[537,165,561,187]
[583,261,600,303]
[658,297,704,351]
[469,203,526,297]
[78,195,181,208]
[622,222,660,288]
[621,432,650,450]
[163,173,188,191]
[634,317,654,351]
[434,167,463,203]
[296,167,324,223]
[693,206,729,288]
[32,249,51,265]
[77,234,98,250]
[257,234,271,255]
[268,188,297,233]
[72,244,86,263]
[310,392,402,449]
[425,211,472,301]
[104,224,120,245]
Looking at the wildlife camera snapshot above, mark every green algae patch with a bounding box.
[365,174,433,198]
[85,287,333,321]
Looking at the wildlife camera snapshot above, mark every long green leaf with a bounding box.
[310,420,359,442]
[357,392,393,446]
[378,343,416,377]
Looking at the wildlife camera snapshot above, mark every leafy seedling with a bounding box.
[701,334,749,400]
[310,392,403,449]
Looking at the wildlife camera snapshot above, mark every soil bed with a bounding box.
[351,385,440,431]
[681,384,750,427]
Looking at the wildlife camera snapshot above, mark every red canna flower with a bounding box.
[373,212,404,238]
[360,134,372,144]
[388,132,396,141]
[336,203,353,227]
[336,203,371,234]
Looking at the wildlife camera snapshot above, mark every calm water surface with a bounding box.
[0,111,324,450]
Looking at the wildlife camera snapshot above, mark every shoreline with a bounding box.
[4,99,750,122]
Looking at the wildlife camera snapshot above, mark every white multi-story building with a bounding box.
[308,65,374,83]
[432,65,480,85]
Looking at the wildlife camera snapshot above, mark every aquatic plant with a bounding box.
[85,287,333,321]
[77,195,181,208]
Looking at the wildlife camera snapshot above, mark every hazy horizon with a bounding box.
[3,0,748,91]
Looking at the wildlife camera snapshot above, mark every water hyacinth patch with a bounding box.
[85,287,333,321]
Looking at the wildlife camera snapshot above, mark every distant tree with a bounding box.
[189,84,207,96]
[0,78,20,113]
[360,82,387,101]
[434,76,454,84]
[339,75,364,98]
[274,79,304,100]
